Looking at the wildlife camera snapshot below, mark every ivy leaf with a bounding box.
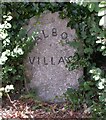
[81,31,87,39]
[99,94,106,102]
[84,82,91,91]
[102,50,106,56]
[98,8,106,16]
[68,41,81,49]
[99,1,106,7]
[97,82,104,89]
[99,15,106,27]
[93,75,100,81]
[84,47,93,54]
[82,2,88,7]
[94,3,100,12]
[88,3,95,12]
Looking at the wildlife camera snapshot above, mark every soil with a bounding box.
[1,97,91,119]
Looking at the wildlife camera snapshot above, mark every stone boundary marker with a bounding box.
[24,12,83,102]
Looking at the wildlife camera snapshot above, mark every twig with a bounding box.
[6,93,17,110]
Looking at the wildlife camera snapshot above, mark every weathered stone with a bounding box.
[24,12,83,102]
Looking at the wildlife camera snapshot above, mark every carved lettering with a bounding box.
[61,32,68,39]
[51,57,55,65]
[29,57,35,64]
[42,30,49,38]
[58,57,65,64]
[44,57,48,65]
[52,28,57,36]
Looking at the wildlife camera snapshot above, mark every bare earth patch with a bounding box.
[1,98,91,119]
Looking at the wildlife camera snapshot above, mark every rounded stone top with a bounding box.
[24,12,83,102]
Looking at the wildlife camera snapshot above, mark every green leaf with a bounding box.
[99,15,106,27]
[68,41,81,49]
[84,48,93,54]
[88,3,95,12]
[99,1,106,8]
[94,3,100,12]
[84,82,91,90]
[99,94,106,102]
[93,75,100,80]
[82,2,88,7]
[98,8,106,16]
[102,50,106,56]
